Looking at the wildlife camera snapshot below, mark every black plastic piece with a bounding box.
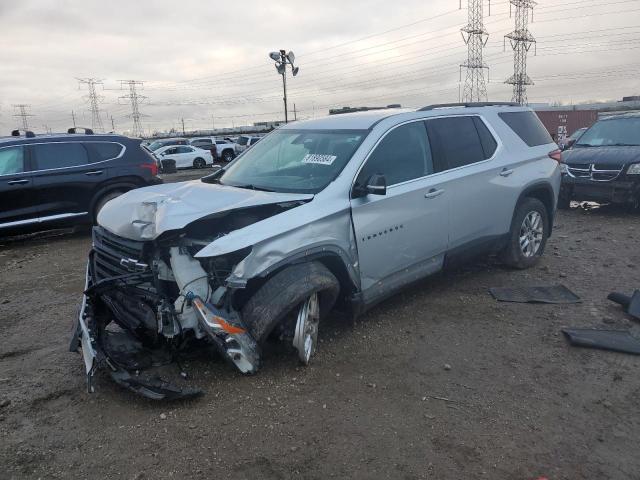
[67,127,94,135]
[490,285,581,304]
[607,290,640,320]
[562,328,640,355]
[11,129,35,138]
[110,369,203,401]
[418,102,520,111]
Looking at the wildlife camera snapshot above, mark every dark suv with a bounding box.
[0,129,162,235]
[560,114,640,209]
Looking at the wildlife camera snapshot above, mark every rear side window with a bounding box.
[426,116,486,171]
[472,117,498,158]
[34,143,89,170]
[498,111,553,146]
[359,121,433,186]
[238,136,249,146]
[0,146,25,175]
[87,142,123,161]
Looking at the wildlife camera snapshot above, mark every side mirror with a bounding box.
[353,174,387,198]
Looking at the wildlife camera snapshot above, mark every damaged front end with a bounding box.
[69,225,264,400]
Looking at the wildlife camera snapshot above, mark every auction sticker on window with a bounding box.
[302,154,337,165]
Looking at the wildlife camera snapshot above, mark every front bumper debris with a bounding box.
[561,174,640,204]
[70,256,260,400]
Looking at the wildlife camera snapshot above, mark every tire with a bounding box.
[193,158,206,169]
[94,190,125,223]
[501,197,549,269]
[222,150,235,162]
[241,262,340,344]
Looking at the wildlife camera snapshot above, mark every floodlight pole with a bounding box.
[280,51,288,123]
[271,49,298,124]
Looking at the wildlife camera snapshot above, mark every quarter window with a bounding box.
[0,146,25,175]
[498,111,553,147]
[89,142,123,161]
[34,143,89,170]
[426,116,486,172]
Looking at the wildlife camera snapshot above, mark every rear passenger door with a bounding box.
[31,142,99,221]
[0,145,39,228]
[425,115,515,253]
[350,121,449,302]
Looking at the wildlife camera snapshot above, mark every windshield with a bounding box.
[148,141,165,151]
[568,128,586,140]
[219,129,367,193]
[576,117,640,147]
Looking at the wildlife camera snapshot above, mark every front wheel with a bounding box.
[501,197,549,269]
[193,157,206,169]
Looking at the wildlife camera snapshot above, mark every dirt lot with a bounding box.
[1,175,639,479]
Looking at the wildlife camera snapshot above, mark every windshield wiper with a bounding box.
[574,143,596,147]
[231,183,275,192]
[609,143,640,147]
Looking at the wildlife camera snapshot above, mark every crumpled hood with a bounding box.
[563,146,640,167]
[98,180,313,240]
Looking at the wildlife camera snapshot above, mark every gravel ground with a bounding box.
[1,177,639,479]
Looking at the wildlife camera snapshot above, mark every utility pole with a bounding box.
[269,50,299,123]
[119,80,147,137]
[110,115,116,133]
[293,103,298,121]
[71,110,77,128]
[181,117,185,135]
[77,78,105,132]
[211,114,215,133]
[12,104,34,130]
[460,0,490,102]
[505,0,537,105]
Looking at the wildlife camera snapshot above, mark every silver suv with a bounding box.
[71,103,561,398]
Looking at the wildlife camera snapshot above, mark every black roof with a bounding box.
[0,132,135,148]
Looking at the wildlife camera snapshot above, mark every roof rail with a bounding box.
[11,129,36,138]
[418,102,520,111]
[67,127,94,135]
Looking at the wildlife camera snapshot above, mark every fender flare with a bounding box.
[515,181,557,235]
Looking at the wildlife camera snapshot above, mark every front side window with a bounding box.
[219,129,366,193]
[426,116,486,171]
[0,146,25,175]
[237,136,249,146]
[357,121,433,186]
[34,143,89,170]
[576,117,640,147]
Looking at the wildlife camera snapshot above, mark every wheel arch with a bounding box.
[90,180,140,219]
[516,181,557,236]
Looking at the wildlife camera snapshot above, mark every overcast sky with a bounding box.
[1,0,639,135]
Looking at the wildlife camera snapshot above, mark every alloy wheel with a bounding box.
[519,211,544,257]
[292,292,320,365]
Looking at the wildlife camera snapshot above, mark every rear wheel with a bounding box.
[193,157,206,169]
[502,197,549,269]
[222,150,235,162]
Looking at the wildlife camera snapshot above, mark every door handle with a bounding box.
[499,168,514,177]
[425,188,445,199]
[85,170,104,176]
[7,179,29,185]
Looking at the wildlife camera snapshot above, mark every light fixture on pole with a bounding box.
[269,49,299,123]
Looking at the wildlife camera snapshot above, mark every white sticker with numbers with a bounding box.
[301,154,337,165]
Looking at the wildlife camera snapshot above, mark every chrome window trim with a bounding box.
[0,211,88,229]
[351,114,503,193]
[0,141,126,176]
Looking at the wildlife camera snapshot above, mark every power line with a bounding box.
[505,0,537,104]
[77,78,105,132]
[119,80,147,137]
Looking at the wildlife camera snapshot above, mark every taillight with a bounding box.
[548,149,562,163]
[140,161,158,176]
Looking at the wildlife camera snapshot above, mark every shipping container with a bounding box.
[534,110,598,143]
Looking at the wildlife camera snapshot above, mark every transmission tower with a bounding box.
[460,0,490,102]
[119,80,147,137]
[504,0,537,105]
[12,104,34,130]
[77,78,105,132]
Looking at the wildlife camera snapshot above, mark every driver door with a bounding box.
[350,121,449,303]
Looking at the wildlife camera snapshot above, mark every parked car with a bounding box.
[234,135,262,155]
[0,128,162,235]
[214,138,237,162]
[559,127,588,150]
[188,137,218,161]
[559,113,640,209]
[70,103,560,398]
[146,137,188,152]
[154,144,214,169]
